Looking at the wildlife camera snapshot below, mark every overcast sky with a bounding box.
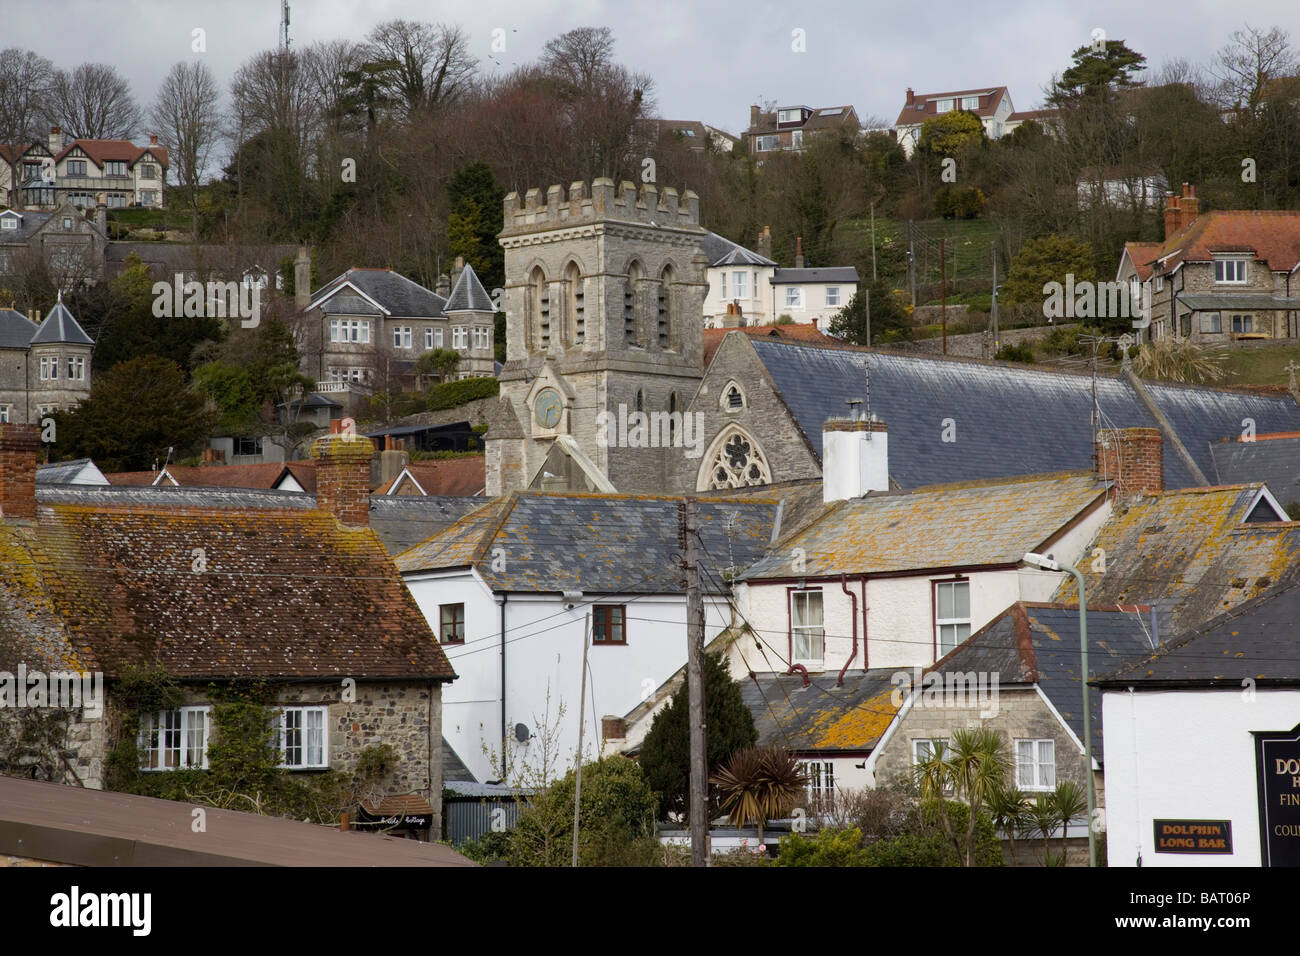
[9,0,1299,135]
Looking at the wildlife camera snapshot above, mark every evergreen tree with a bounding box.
[638,649,757,821]
[829,280,910,345]
[447,162,506,290]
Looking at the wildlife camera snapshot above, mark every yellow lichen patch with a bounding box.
[809,688,901,750]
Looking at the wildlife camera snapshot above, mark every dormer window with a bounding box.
[0,215,17,230]
[936,98,954,113]
[778,108,802,124]
[961,96,980,110]
[1214,259,1248,284]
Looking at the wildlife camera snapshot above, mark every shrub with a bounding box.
[777,827,872,866]
[426,376,499,411]
[995,343,1035,363]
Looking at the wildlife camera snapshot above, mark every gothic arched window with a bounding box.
[528,266,549,351]
[658,264,675,350]
[564,261,584,347]
[698,425,772,490]
[624,261,643,346]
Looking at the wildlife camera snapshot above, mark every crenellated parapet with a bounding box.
[501,178,702,234]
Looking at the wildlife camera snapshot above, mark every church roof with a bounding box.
[30,297,93,345]
[444,262,495,313]
[743,337,1300,490]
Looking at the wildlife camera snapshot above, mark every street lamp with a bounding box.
[1022,551,1097,867]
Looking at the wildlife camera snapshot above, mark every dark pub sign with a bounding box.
[1255,722,1300,867]
[1152,820,1233,854]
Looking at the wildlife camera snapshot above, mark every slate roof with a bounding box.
[30,298,93,345]
[741,669,900,753]
[1053,483,1300,636]
[770,267,859,284]
[36,458,106,485]
[0,208,51,241]
[378,458,486,497]
[0,499,455,681]
[1177,293,1300,310]
[368,495,484,555]
[38,483,316,510]
[741,472,1107,580]
[698,231,776,267]
[0,308,38,348]
[311,267,447,318]
[743,337,1300,489]
[442,738,477,783]
[1096,567,1300,687]
[444,262,495,312]
[1209,434,1300,506]
[396,492,781,594]
[932,602,1157,759]
[895,87,1009,126]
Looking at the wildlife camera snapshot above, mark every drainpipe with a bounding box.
[499,592,508,780]
[837,573,858,686]
[788,663,810,687]
[860,577,869,670]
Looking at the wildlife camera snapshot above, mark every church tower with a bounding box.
[485,179,708,495]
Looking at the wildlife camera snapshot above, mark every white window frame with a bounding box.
[67,355,85,380]
[799,759,835,802]
[785,286,804,309]
[718,271,727,300]
[329,319,371,344]
[934,579,971,657]
[0,405,10,424]
[961,96,980,110]
[936,98,954,113]
[452,326,468,350]
[1016,738,1056,791]
[778,108,800,124]
[473,326,490,350]
[425,327,434,349]
[393,326,412,349]
[274,705,329,770]
[37,405,57,418]
[732,271,749,299]
[1214,258,1248,284]
[756,134,781,152]
[913,738,949,764]
[139,706,210,771]
[791,589,824,668]
[825,287,840,307]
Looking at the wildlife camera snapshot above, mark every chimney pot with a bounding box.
[906,87,915,106]
[149,134,159,146]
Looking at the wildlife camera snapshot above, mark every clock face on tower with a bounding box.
[533,388,562,429]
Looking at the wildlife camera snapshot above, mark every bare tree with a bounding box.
[48,63,142,139]
[541,26,616,93]
[150,61,221,235]
[0,48,55,208]
[1213,23,1297,113]
[364,19,477,119]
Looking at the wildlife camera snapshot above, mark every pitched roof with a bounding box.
[1097,566,1300,686]
[0,308,38,348]
[1152,210,1300,274]
[30,297,93,345]
[747,105,858,136]
[1,498,454,681]
[443,262,495,312]
[770,266,859,284]
[1121,241,1162,281]
[311,267,447,318]
[396,492,781,594]
[1053,483,1300,636]
[1209,433,1300,505]
[1007,108,1060,123]
[932,602,1158,758]
[741,472,1107,579]
[702,323,836,365]
[0,207,52,242]
[742,669,900,753]
[368,495,485,556]
[698,230,776,267]
[380,458,486,497]
[895,87,1009,126]
[36,458,107,485]
[55,138,168,169]
[741,337,1300,489]
[104,461,325,492]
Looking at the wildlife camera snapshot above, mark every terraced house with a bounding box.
[0,127,167,210]
[0,425,457,834]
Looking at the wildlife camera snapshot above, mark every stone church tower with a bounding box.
[485,179,708,495]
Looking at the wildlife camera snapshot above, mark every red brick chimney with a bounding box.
[750,105,760,128]
[906,87,915,106]
[0,424,40,521]
[1163,192,1182,240]
[311,427,375,527]
[1095,427,1163,499]
[149,134,159,146]
[795,236,805,269]
[757,225,772,260]
[1180,182,1199,227]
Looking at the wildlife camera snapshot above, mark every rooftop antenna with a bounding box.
[279,0,291,54]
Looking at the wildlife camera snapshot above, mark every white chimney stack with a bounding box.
[822,416,889,503]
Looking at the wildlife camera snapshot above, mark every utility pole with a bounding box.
[870,202,878,283]
[865,287,871,348]
[680,499,709,867]
[571,612,591,867]
[940,237,947,356]
[990,245,999,354]
[907,221,916,308]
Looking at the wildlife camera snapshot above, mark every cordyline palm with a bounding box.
[1051,780,1088,864]
[913,728,1011,866]
[711,746,807,847]
[985,782,1031,865]
[1029,793,1058,865]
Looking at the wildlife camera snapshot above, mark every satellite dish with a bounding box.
[514,723,531,743]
